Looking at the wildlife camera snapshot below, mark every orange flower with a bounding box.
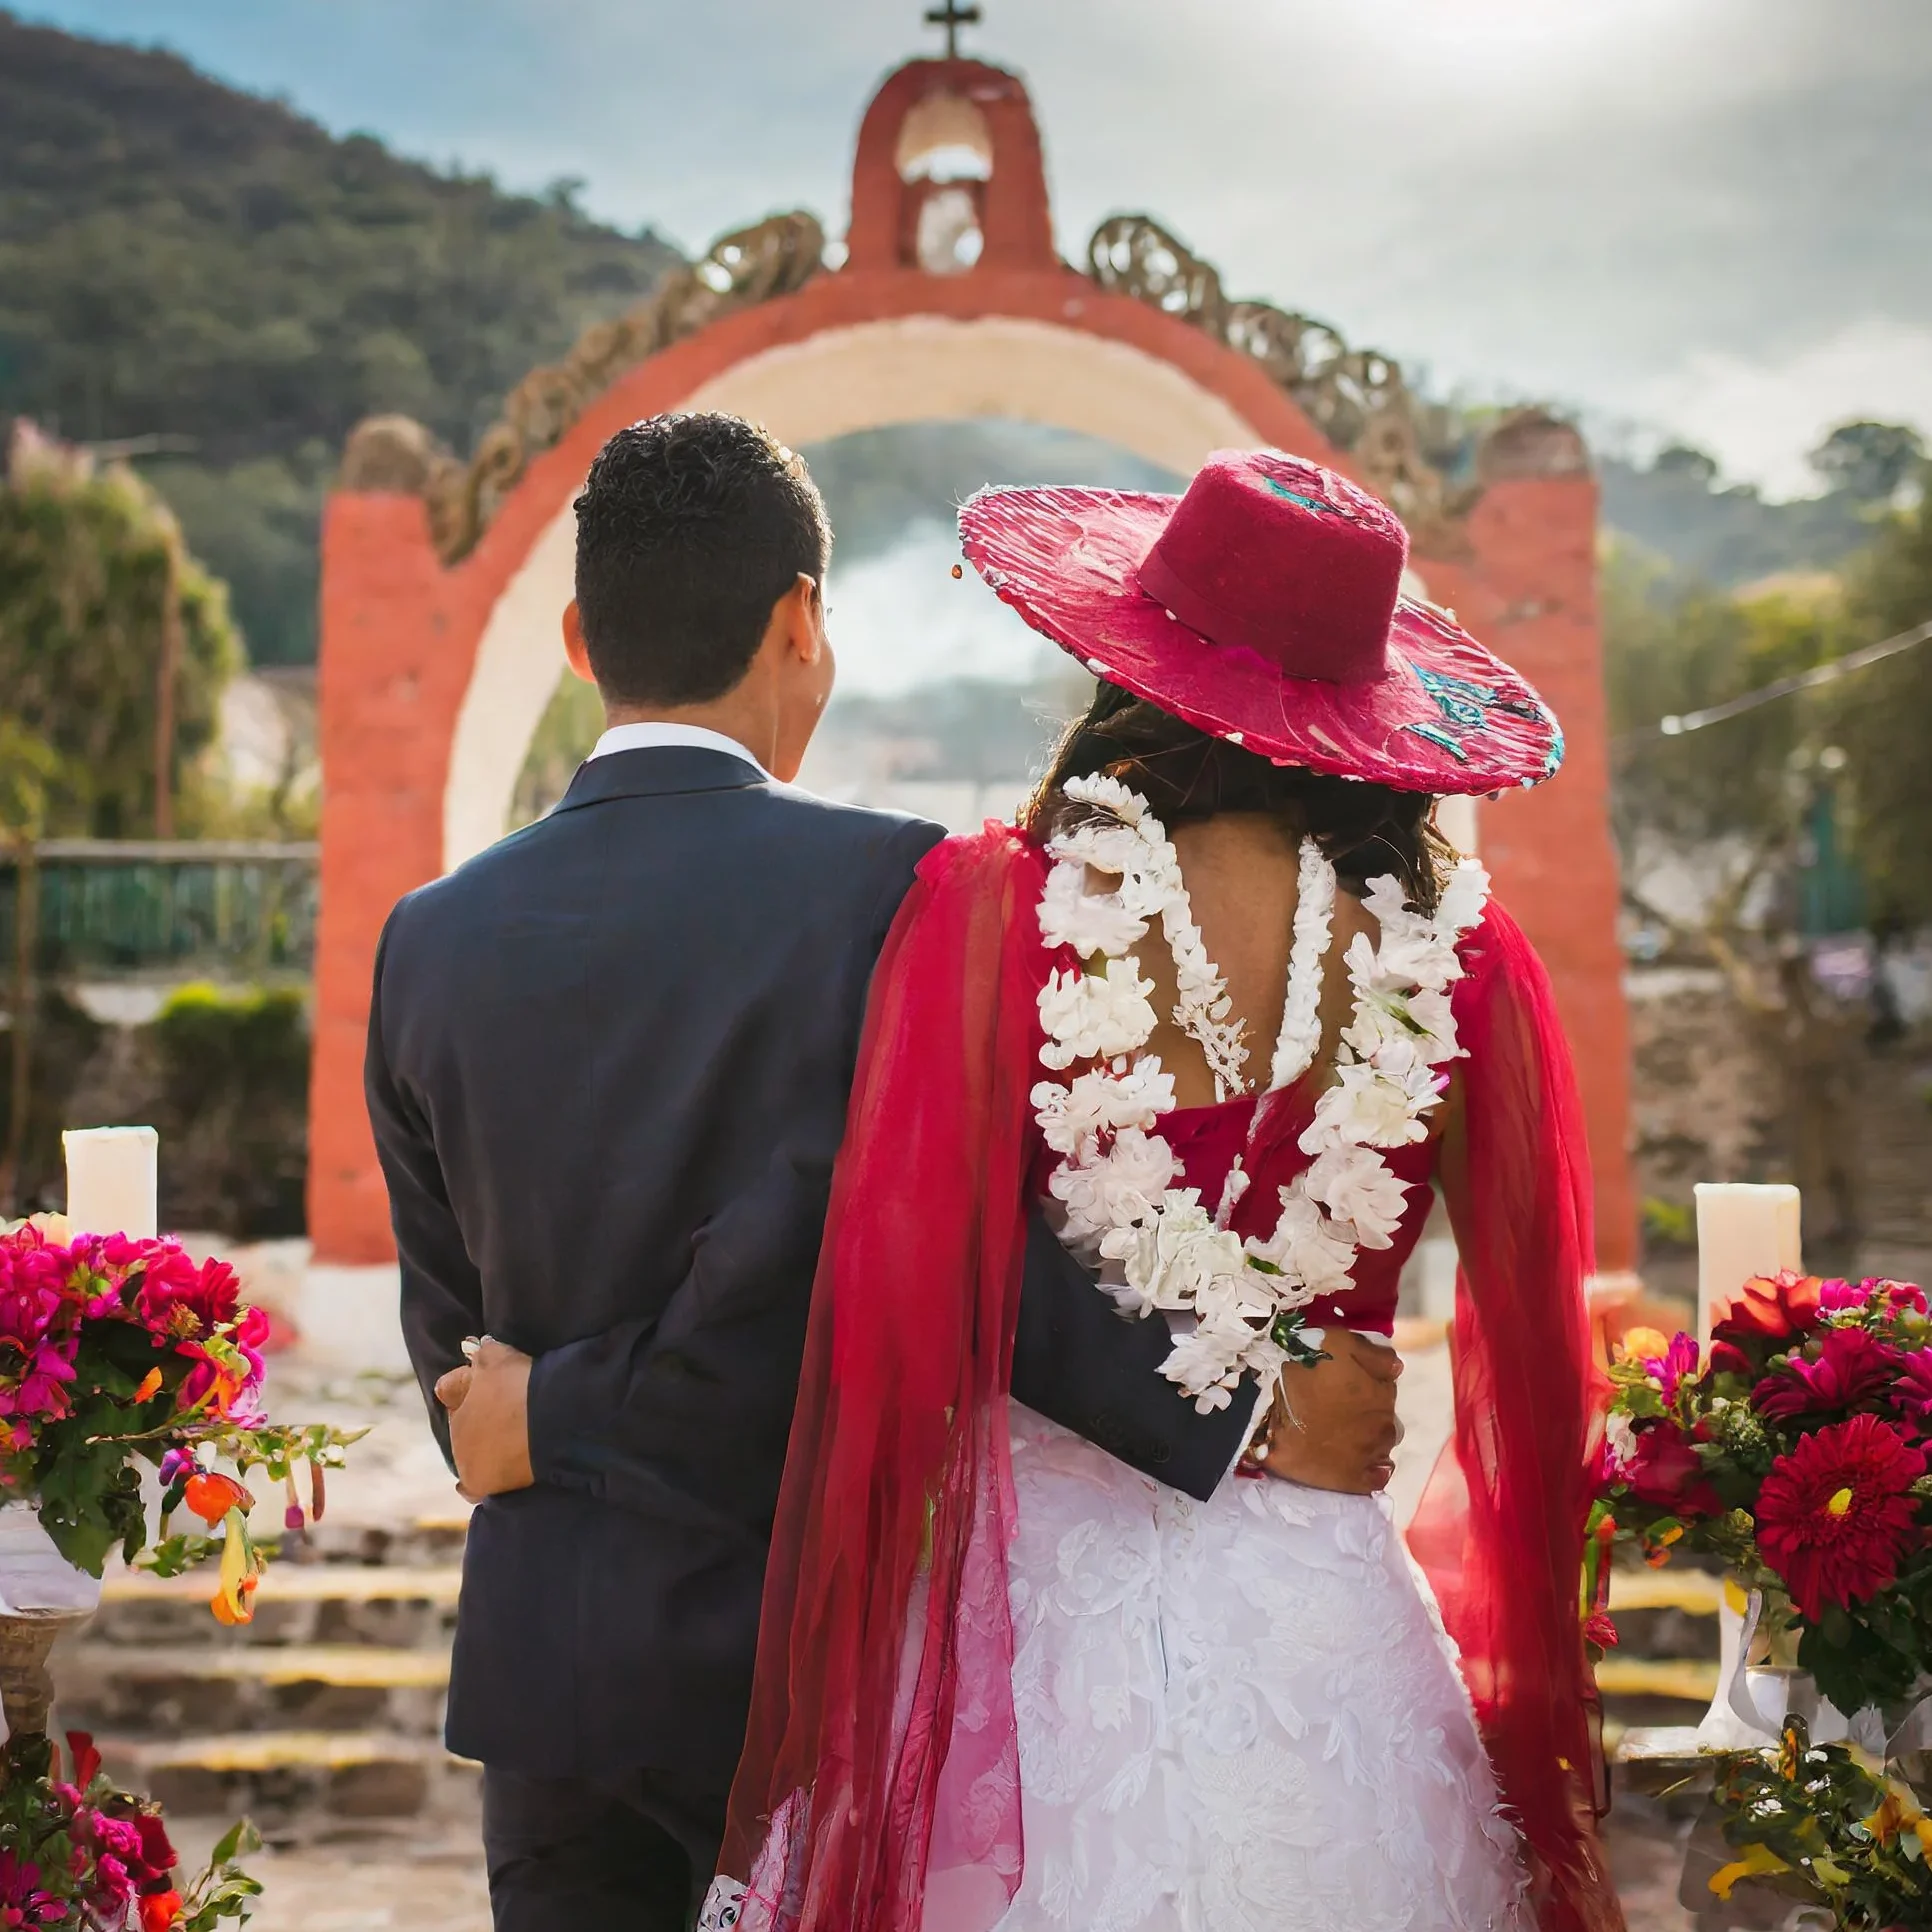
[182,1471,251,1527]
[132,1368,163,1403]
[139,1889,183,1932]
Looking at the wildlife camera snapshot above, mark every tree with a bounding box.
[0,422,240,839]
[1832,469,1932,925]
[1809,421,1926,506]
[0,717,58,1215]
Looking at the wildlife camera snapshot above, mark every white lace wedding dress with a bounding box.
[985,1402,1529,1932]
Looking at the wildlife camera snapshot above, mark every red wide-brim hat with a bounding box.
[958,448,1564,796]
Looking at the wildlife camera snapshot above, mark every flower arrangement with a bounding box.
[0,1219,357,1616]
[1031,774,1488,1408]
[0,1731,259,1931]
[1702,1718,1931,1928]
[1592,1271,1932,1720]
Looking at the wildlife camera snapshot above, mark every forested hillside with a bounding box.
[0,11,1914,675]
[0,10,678,661]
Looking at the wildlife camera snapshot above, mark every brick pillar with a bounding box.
[1424,446,1636,1275]
[308,493,459,1265]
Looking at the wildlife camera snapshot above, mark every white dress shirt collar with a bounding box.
[587,721,771,780]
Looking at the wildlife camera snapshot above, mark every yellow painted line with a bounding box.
[102,1566,462,1605]
[1595,1658,1719,1702]
[1607,1570,1724,1615]
[99,1731,433,1773]
[73,1645,450,1689]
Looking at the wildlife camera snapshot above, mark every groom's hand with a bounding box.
[1261,1331,1404,1493]
[436,1338,535,1499]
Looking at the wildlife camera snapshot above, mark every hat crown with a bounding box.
[1134,451,1408,685]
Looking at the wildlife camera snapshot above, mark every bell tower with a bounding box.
[845,11,1057,277]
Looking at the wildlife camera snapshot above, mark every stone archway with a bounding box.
[311,51,1634,1317]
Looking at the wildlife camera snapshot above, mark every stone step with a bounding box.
[60,1644,447,1741]
[88,1564,463,1649]
[91,1730,479,1842]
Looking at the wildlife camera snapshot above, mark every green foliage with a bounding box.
[1707,1720,1931,1928]
[1832,477,1932,927]
[1605,545,1847,849]
[147,982,309,1237]
[1811,421,1927,507]
[1640,1196,1696,1248]
[0,12,678,665]
[0,439,241,836]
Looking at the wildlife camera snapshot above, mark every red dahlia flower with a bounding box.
[1752,1325,1903,1421]
[1754,1413,1927,1621]
[1711,1271,1823,1355]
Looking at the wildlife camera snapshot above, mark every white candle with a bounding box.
[1694,1182,1802,1342]
[62,1127,159,1240]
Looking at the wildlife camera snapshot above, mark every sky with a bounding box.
[20,0,1932,496]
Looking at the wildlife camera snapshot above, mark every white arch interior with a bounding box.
[442,313,1450,871]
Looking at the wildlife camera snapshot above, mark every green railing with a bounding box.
[0,842,318,979]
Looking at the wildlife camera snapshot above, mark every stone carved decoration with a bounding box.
[1088,212,1485,547]
[342,211,826,563]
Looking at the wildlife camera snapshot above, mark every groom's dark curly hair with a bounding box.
[572,412,831,706]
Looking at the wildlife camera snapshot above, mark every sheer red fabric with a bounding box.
[1410,900,1624,1932]
[716,834,1620,1932]
[717,827,1049,1931]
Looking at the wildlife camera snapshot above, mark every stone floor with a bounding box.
[175,1807,1743,1932]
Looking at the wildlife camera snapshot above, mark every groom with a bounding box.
[364,411,1404,1931]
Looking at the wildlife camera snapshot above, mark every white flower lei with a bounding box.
[1032,776,1489,1410]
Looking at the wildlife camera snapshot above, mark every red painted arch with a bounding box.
[310,66,1632,1287]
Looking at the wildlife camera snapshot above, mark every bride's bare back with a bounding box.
[1138,812,1381,1110]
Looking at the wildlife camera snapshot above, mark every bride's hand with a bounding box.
[1256,1332,1403,1493]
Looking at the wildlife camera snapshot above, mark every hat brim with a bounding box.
[959,485,1563,797]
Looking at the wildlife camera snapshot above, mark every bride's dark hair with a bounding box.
[1023,681,1456,914]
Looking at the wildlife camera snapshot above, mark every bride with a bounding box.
[705,452,1622,1932]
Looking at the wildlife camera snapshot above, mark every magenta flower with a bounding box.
[1894,1351,1932,1426]
[0,1329,79,1429]
[1819,1278,1872,1313]
[133,1245,240,1340]
[0,1848,65,1925]
[1753,1326,1903,1421]
[88,1851,133,1910]
[1644,1331,1702,1403]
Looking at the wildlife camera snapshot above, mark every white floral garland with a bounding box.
[1032,776,1490,1410]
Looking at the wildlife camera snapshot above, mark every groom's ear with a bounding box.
[561,600,596,685]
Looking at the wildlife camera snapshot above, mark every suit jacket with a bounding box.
[366,746,1251,1784]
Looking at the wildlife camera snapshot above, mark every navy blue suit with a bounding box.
[365,746,1249,1928]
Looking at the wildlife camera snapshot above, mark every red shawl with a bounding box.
[717,827,1622,1932]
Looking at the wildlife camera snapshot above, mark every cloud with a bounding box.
[1631,317,1932,497]
[22,0,1932,486]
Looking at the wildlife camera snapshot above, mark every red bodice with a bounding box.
[1158,1090,1438,1335]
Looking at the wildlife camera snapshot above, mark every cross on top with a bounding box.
[923,0,982,58]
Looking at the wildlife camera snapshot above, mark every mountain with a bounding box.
[0,11,679,661]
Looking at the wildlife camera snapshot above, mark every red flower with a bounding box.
[1711,1271,1823,1354]
[130,1243,240,1341]
[1754,1413,1927,1621]
[1619,1420,1722,1516]
[1894,1352,1932,1426]
[1582,1610,1620,1648]
[1753,1326,1903,1421]
[64,1731,102,1790]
